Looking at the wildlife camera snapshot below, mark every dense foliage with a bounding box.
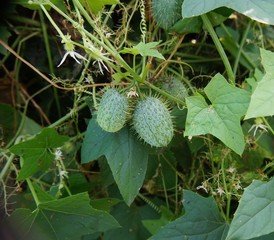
[1,0,274,239]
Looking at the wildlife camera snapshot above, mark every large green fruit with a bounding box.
[97,88,128,132]
[152,0,183,30]
[133,96,174,147]
[161,78,188,102]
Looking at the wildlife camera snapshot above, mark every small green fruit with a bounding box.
[152,0,183,30]
[161,78,188,102]
[97,88,128,132]
[133,96,174,147]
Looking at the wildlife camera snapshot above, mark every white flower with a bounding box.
[57,34,87,67]
[54,148,63,160]
[227,167,236,174]
[196,181,208,193]
[248,118,268,136]
[127,87,139,98]
[57,50,87,67]
[83,38,113,74]
[217,186,225,196]
[59,170,68,179]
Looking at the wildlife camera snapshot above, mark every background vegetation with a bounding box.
[1,0,274,239]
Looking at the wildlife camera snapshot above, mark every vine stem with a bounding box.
[26,178,40,206]
[233,20,253,75]
[201,14,235,84]
[263,117,274,135]
[0,153,15,181]
[221,150,231,221]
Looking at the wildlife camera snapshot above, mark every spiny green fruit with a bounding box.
[161,78,188,102]
[152,0,183,30]
[97,88,129,132]
[133,96,174,147]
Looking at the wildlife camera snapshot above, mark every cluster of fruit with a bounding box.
[96,78,188,147]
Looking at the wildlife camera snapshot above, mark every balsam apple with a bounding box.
[132,96,174,147]
[97,88,129,132]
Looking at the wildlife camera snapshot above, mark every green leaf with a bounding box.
[184,73,250,155]
[171,17,202,34]
[151,190,229,239]
[121,42,165,60]
[90,198,120,212]
[226,178,274,240]
[9,128,69,180]
[80,0,120,15]
[9,192,120,240]
[143,206,174,235]
[104,202,153,240]
[182,0,274,25]
[15,0,65,11]
[245,49,274,119]
[81,118,148,205]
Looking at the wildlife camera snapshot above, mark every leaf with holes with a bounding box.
[184,73,250,155]
[9,128,69,180]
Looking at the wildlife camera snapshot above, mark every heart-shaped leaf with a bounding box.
[9,192,120,240]
[81,118,148,205]
[9,128,69,180]
[184,73,250,155]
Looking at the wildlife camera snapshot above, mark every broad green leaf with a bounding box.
[251,232,274,240]
[171,17,202,34]
[81,118,148,205]
[171,8,232,34]
[10,192,120,240]
[245,49,274,119]
[32,182,55,202]
[257,48,274,76]
[182,0,274,25]
[226,178,274,240]
[9,128,69,180]
[184,73,250,155]
[104,202,154,240]
[121,42,165,60]
[143,206,174,235]
[151,190,229,240]
[90,198,120,212]
[245,68,264,92]
[80,0,120,15]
